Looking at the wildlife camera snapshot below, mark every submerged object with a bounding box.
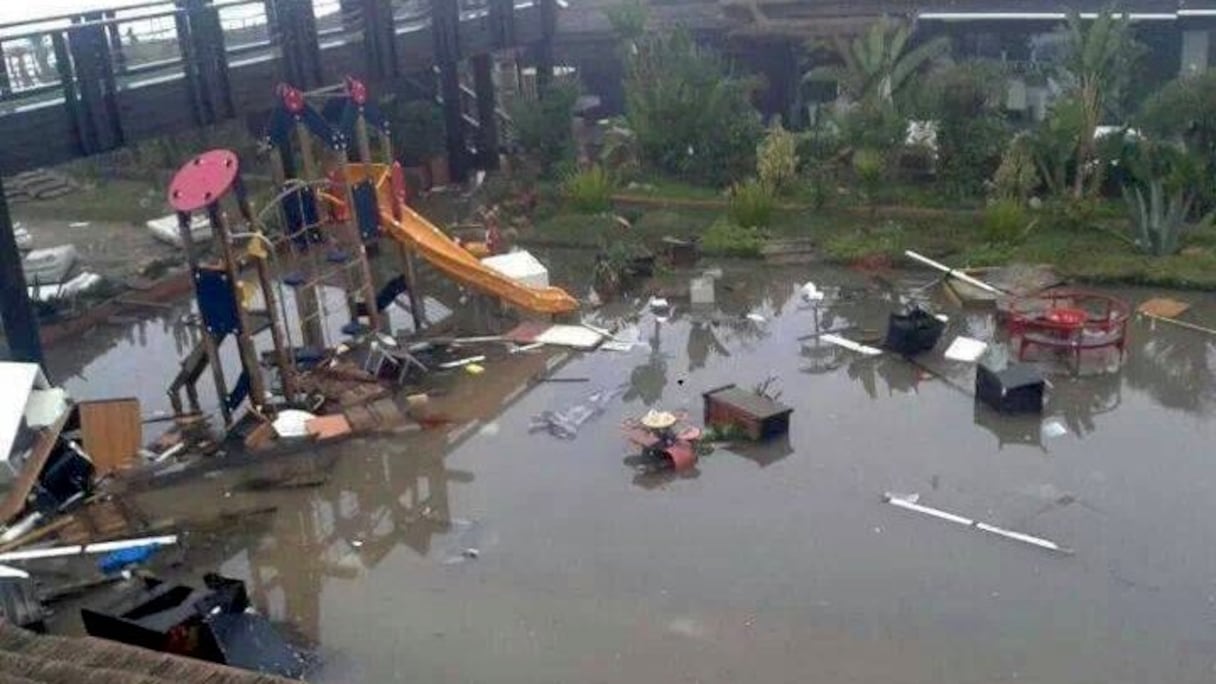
[884,492,1072,554]
[22,245,77,285]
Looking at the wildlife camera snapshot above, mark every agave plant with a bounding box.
[803,16,950,109]
[1120,140,1201,256]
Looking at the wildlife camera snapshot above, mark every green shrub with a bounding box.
[624,29,763,186]
[727,179,776,228]
[852,148,885,212]
[386,100,445,166]
[983,199,1033,244]
[563,166,615,213]
[919,62,1010,198]
[757,122,799,194]
[702,218,766,257]
[510,82,579,175]
[824,220,906,261]
[992,133,1040,202]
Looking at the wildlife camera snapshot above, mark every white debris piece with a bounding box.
[944,336,989,362]
[821,334,882,356]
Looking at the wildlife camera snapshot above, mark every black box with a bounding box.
[884,308,945,356]
[976,361,1045,414]
[82,574,249,662]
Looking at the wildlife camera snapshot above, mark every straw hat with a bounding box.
[641,409,678,430]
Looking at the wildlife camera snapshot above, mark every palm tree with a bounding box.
[803,16,950,109]
[1061,9,1142,197]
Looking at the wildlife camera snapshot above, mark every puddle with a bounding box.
[39,258,1216,683]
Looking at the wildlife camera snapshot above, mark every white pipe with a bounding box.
[438,355,486,369]
[0,565,29,579]
[904,250,1004,295]
[0,535,179,563]
[885,494,1072,554]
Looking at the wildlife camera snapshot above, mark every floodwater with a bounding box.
[41,258,1216,683]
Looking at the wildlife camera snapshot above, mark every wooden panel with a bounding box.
[78,398,142,477]
[0,411,69,524]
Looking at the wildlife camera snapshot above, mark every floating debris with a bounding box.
[883,492,1073,554]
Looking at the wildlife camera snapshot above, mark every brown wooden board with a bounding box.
[1138,297,1191,319]
[78,398,142,477]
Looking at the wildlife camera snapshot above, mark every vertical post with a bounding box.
[0,178,43,365]
[489,0,515,49]
[178,210,231,425]
[472,53,499,170]
[234,177,296,403]
[208,203,267,412]
[0,43,10,98]
[339,145,383,333]
[105,11,128,75]
[432,0,468,184]
[535,0,556,93]
[51,32,85,155]
[292,120,326,348]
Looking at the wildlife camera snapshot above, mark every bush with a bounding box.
[992,133,1040,202]
[836,101,906,156]
[920,63,1010,197]
[757,122,799,194]
[510,82,579,175]
[386,100,445,166]
[562,166,615,213]
[983,199,1033,244]
[728,179,776,228]
[624,29,763,187]
[852,148,885,211]
[702,218,766,257]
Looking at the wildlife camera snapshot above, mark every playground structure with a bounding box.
[166,76,577,429]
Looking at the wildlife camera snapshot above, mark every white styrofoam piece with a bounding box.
[944,336,989,362]
[536,324,603,350]
[23,388,69,429]
[690,276,715,305]
[27,271,101,302]
[0,363,49,471]
[481,250,550,289]
[273,409,316,438]
[22,244,77,284]
[146,213,212,248]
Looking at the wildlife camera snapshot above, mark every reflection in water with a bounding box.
[245,443,474,642]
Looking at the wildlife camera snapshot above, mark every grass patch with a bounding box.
[12,178,165,224]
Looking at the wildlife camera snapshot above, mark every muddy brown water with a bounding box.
[37,258,1216,683]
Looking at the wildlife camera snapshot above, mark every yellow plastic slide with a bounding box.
[380,205,579,314]
[341,164,579,314]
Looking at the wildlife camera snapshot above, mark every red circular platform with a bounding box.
[168,149,240,212]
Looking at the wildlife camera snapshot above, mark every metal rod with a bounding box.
[884,493,1073,554]
[1141,312,1216,337]
[904,250,1005,296]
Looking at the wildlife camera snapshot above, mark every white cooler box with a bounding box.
[481,250,549,289]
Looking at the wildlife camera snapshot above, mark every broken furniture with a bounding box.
[883,307,945,356]
[1005,289,1130,372]
[661,236,700,268]
[82,573,306,678]
[975,356,1045,414]
[622,411,700,471]
[702,384,793,441]
[0,577,45,630]
[78,398,142,477]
